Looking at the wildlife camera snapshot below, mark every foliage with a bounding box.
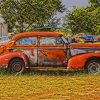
[0,0,65,33]
[55,28,68,37]
[64,1,100,35]
[89,0,100,6]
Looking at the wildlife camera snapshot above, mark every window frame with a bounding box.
[39,36,64,46]
[15,36,37,46]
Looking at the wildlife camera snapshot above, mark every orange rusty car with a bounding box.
[0,32,100,74]
[0,32,68,73]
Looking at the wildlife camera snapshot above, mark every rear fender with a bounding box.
[67,53,100,69]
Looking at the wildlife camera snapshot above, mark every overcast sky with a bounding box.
[62,0,89,9]
[57,0,89,18]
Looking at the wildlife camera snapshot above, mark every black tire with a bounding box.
[85,60,100,74]
[8,59,25,74]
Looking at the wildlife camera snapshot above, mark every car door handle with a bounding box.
[7,48,14,51]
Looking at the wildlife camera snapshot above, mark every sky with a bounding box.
[57,0,89,18]
[57,0,89,26]
[62,0,89,10]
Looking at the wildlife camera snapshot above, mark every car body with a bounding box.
[0,32,68,72]
[77,35,96,43]
[94,35,100,44]
[0,32,100,74]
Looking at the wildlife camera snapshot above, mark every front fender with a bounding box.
[0,51,29,68]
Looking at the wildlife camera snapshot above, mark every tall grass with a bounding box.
[0,68,100,100]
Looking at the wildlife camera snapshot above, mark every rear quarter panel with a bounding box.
[67,53,100,69]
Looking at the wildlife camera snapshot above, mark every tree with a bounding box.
[0,0,65,33]
[64,1,100,35]
[89,0,100,6]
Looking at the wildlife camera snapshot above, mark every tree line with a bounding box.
[0,0,99,35]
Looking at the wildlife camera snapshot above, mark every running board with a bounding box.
[29,67,67,70]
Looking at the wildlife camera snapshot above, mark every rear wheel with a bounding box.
[8,59,25,74]
[85,60,100,74]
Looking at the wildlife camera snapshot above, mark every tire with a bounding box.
[8,59,25,74]
[85,60,100,74]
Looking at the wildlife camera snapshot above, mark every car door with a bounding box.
[38,36,67,67]
[14,36,38,67]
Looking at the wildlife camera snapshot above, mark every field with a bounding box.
[0,69,100,100]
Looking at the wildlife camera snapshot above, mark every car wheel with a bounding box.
[8,59,25,74]
[85,60,100,74]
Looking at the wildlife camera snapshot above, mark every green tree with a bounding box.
[89,0,100,6]
[0,0,65,33]
[64,1,100,35]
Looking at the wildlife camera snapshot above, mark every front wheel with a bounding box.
[8,59,25,74]
[85,60,100,74]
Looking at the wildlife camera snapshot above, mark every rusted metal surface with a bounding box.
[12,32,62,41]
[38,48,67,67]
[0,32,67,69]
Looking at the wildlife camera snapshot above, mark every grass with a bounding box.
[0,69,100,100]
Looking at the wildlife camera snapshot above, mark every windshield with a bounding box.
[70,48,100,56]
[61,36,68,44]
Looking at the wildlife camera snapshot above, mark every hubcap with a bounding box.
[88,62,100,74]
[12,62,22,72]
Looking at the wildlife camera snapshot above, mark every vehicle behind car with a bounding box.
[0,36,10,45]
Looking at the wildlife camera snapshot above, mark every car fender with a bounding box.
[67,53,100,69]
[0,51,29,68]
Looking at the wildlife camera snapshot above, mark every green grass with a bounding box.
[0,69,100,100]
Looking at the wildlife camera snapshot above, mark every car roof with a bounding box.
[12,32,62,40]
[69,43,100,48]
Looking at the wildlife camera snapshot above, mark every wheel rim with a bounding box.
[12,62,23,72]
[88,62,100,74]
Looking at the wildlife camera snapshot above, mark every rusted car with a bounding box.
[0,32,68,73]
[0,32,100,74]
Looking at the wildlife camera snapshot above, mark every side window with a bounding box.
[16,37,37,45]
[40,37,63,46]
[70,48,100,56]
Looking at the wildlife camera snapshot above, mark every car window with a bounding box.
[16,37,37,45]
[70,48,100,56]
[40,37,63,45]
